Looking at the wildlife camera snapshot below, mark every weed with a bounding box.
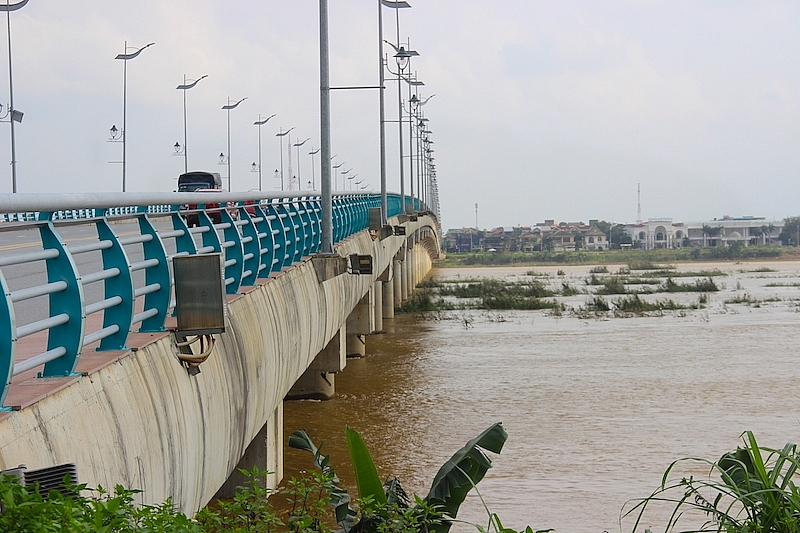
[586,296,610,312]
[589,265,609,273]
[662,277,719,292]
[596,277,628,295]
[416,278,442,288]
[624,431,800,533]
[561,282,580,296]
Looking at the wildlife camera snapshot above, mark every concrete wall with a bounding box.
[0,215,439,514]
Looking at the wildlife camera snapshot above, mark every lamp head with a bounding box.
[394,47,411,71]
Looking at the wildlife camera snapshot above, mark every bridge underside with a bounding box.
[0,214,438,514]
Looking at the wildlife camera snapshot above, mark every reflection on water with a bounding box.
[283,262,800,533]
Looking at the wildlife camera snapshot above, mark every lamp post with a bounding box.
[293,137,310,187]
[411,94,433,204]
[175,74,207,174]
[405,77,423,204]
[1,0,27,193]
[114,41,154,192]
[308,148,320,189]
[276,127,294,191]
[378,0,411,222]
[332,161,344,191]
[393,44,415,212]
[253,113,276,191]
[221,96,247,192]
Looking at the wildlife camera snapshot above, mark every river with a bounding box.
[282,261,800,533]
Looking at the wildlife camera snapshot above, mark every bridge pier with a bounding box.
[215,404,283,498]
[382,266,395,320]
[393,257,403,306]
[286,327,346,400]
[346,287,375,357]
[400,250,409,302]
[373,280,383,332]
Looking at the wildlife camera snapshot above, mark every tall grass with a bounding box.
[662,277,719,292]
[624,431,800,533]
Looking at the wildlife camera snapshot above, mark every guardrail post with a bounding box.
[307,197,322,253]
[275,200,297,268]
[238,207,261,287]
[263,202,288,273]
[137,209,171,332]
[38,213,83,377]
[219,207,244,294]
[95,211,134,350]
[251,204,277,278]
[0,270,14,410]
[171,210,198,255]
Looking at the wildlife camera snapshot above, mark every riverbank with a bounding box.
[435,245,800,268]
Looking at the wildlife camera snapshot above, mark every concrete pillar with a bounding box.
[402,253,410,301]
[286,328,346,400]
[215,403,283,498]
[373,280,383,332]
[347,286,375,335]
[393,258,402,307]
[346,333,366,358]
[410,247,419,289]
[382,276,395,319]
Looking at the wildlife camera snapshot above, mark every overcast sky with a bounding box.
[1,1,798,229]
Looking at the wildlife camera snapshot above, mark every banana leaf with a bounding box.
[424,422,508,530]
[288,429,356,528]
[346,427,387,507]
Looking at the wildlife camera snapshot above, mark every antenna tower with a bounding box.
[636,182,642,224]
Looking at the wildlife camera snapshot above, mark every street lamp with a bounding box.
[388,42,418,212]
[332,161,344,191]
[293,137,310,186]
[114,41,155,192]
[254,113,276,191]
[341,168,352,192]
[222,96,247,192]
[1,0,28,193]
[308,148,320,190]
[276,127,294,191]
[378,0,412,222]
[175,74,208,174]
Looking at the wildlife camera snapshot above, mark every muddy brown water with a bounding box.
[282,261,800,533]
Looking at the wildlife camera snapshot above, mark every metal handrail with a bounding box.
[0,191,429,410]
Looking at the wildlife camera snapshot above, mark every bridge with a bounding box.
[0,190,440,513]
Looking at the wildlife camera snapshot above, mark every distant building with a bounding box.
[443,228,482,252]
[625,216,783,249]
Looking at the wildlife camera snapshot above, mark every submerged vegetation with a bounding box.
[408,264,738,316]
[437,246,789,268]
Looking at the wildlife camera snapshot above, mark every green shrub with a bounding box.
[625,431,800,533]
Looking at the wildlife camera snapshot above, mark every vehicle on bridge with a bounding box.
[177,171,222,192]
[177,172,229,226]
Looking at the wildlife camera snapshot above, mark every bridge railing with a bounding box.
[0,191,425,410]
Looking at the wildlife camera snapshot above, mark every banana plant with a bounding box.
[289,422,510,533]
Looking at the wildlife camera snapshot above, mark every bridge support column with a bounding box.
[399,254,409,302]
[346,286,375,358]
[373,280,383,332]
[382,272,395,319]
[215,403,283,498]
[286,327,346,400]
[346,334,366,358]
[393,258,402,307]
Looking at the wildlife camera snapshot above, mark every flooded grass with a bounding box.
[662,277,720,292]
